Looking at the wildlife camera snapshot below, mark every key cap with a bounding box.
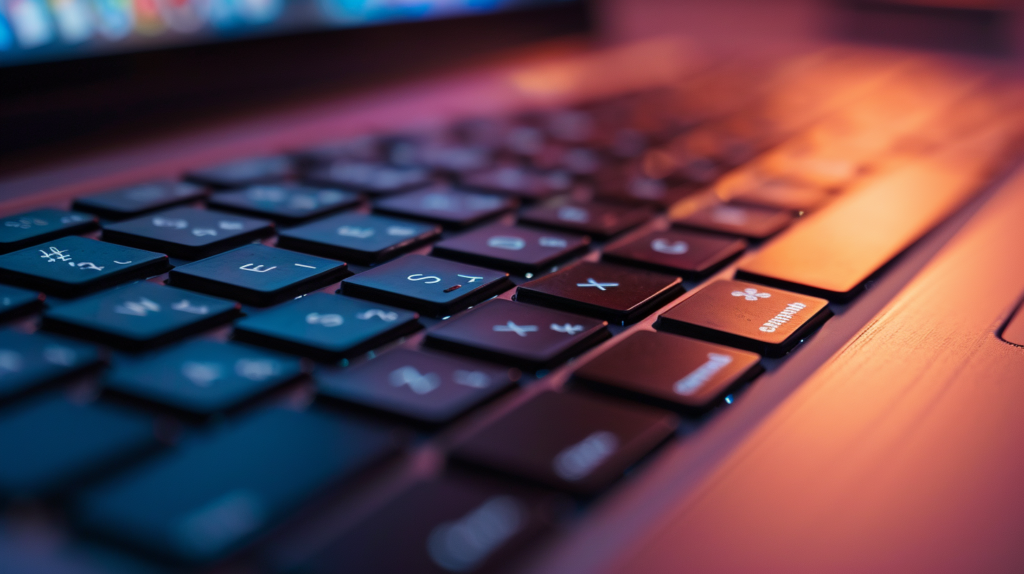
[168,245,348,307]
[602,229,747,278]
[303,162,432,195]
[424,299,608,369]
[184,155,294,188]
[74,407,401,563]
[460,166,572,200]
[516,261,683,324]
[450,391,677,495]
[290,136,382,167]
[233,293,419,362]
[301,473,558,574]
[276,212,440,265]
[317,348,517,424]
[340,254,511,317]
[518,201,652,239]
[0,236,168,298]
[0,284,44,322]
[0,395,157,499]
[431,224,589,275]
[0,208,98,254]
[725,177,830,213]
[593,174,700,209]
[671,202,793,240]
[656,280,831,357]
[42,282,238,351]
[0,330,101,401]
[573,331,762,409]
[105,340,303,415]
[205,184,361,226]
[102,207,274,260]
[391,143,492,174]
[374,186,516,229]
[73,181,207,221]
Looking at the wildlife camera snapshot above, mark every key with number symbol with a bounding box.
[602,229,747,278]
[277,212,440,265]
[0,236,168,298]
[0,284,44,322]
[341,254,511,317]
[184,155,294,188]
[0,208,98,254]
[206,184,361,225]
[41,282,239,352]
[0,330,101,401]
[73,181,208,221]
[671,202,793,240]
[425,299,608,369]
[169,244,348,307]
[431,223,589,275]
[518,201,652,239]
[374,186,517,229]
[304,161,433,195]
[102,206,274,260]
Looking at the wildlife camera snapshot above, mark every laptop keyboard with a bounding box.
[0,49,1021,572]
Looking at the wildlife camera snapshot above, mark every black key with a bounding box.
[431,224,589,275]
[234,293,419,362]
[374,186,516,229]
[602,229,746,278]
[392,143,492,174]
[290,136,381,167]
[168,245,348,307]
[424,299,608,369]
[302,473,557,574]
[184,155,293,188]
[0,330,101,401]
[671,202,793,240]
[460,166,572,200]
[573,331,762,409]
[303,162,432,195]
[341,254,511,317]
[102,207,275,260]
[41,282,239,351]
[0,208,98,254]
[0,395,157,499]
[105,340,303,415]
[726,177,829,212]
[656,280,831,357]
[0,236,168,298]
[593,173,700,208]
[73,181,207,221]
[450,391,677,495]
[75,408,401,563]
[516,261,683,324]
[519,201,652,239]
[205,184,361,225]
[0,284,44,322]
[277,212,440,265]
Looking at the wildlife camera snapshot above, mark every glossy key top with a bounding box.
[206,184,361,225]
[75,407,401,563]
[602,228,746,279]
[276,212,440,265]
[656,280,831,357]
[431,223,589,275]
[0,208,98,254]
[450,391,677,495]
[73,181,207,221]
[518,201,652,239]
[374,186,516,229]
[304,162,432,196]
[184,155,294,188]
[0,284,44,322]
[0,330,101,401]
[102,207,274,260]
[671,202,793,240]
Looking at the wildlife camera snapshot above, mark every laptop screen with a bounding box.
[0,0,572,67]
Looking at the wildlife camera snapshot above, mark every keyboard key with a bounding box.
[602,229,746,278]
[290,136,382,167]
[0,236,168,298]
[0,284,44,322]
[460,166,572,200]
[301,473,558,574]
[340,254,511,317]
[0,395,157,499]
[519,201,652,239]
[656,280,831,357]
[593,174,700,209]
[374,186,516,229]
[205,184,361,225]
[102,207,274,260]
[304,162,432,195]
[75,407,401,563]
[431,224,589,275]
[0,330,101,401]
[168,245,348,307]
[725,176,830,213]
[516,261,683,324]
[573,331,762,409]
[184,155,294,188]
[317,348,516,424]
[277,212,440,265]
[450,391,677,495]
[424,299,608,369]
[391,143,492,174]
[234,293,419,362]
[105,340,303,415]
[73,181,207,221]
[0,208,98,254]
[671,202,793,240]
[42,282,239,351]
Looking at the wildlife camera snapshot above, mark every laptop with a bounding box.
[1,1,1023,572]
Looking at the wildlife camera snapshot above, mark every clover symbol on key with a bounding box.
[731,287,771,301]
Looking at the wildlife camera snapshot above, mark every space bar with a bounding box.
[736,127,1017,302]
